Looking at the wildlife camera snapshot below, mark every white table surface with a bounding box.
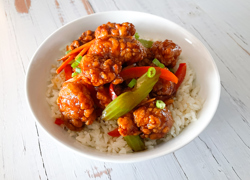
[1,0,250,179]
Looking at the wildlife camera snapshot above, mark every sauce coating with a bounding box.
[151,39,182,67]
[133,101,174,139]
[95,22,136,39]
[88,36,147,64]
[79,55,122,86]
[57,81,96,126]
[57,22,182,141]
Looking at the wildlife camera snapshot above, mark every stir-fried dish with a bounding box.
[54,22,186,152]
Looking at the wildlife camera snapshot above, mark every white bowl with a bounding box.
[26,11,220,163]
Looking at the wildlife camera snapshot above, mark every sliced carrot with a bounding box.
[59,40,94,61]
[120,66,178,84]
[76,46,90,59]
[56,55,75,74]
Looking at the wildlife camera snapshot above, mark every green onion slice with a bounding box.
[65,50,72,55]
[134,32,153,48]
[159,64,165,68]
[152,58,165,68]
[71,61,79,68]
[156,100,166,109]
[75,67,81,74]
[124,135,145,152]
[69,60,75,64]
[102,69,161,121]
[147,67,156,78]
[75,56,82,63]
[168,67,174,73]
[71,72,78,77]
[134,32,140,40]
[128,78,137,88]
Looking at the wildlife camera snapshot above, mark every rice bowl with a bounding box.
[26,11,220,162]
[46,57,203,154]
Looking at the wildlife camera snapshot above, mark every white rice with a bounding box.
[46,58,203,154]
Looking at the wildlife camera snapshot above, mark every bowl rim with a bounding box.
[25,10,221,163]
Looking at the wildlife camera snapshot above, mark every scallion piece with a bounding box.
[102,69,161,121]
[75,67,81,74]
[138,39,153,48]
[71,72,78,77]
[69,60,75,64]
[147,67,156,78]
[65,50,72,55]
[71,61,79,68]
[169,67,174,73]
[75,56,82,63]
[159,64,165,68]
[134,32,140,40]
[134,32,153,48]
[124,135,145,152]
[128,78,137,88]
[156,100,166,109]
[152,58,165,68]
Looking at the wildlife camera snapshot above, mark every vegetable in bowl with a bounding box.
[46,21,202,153]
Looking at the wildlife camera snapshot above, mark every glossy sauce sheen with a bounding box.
[88,36,147,64]
[57,81,96,128]
[57,22,180,139]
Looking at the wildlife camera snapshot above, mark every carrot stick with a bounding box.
[59,40,94,61]
[75,46,90,59]
[56,55,75,74]
[120,66,178,84]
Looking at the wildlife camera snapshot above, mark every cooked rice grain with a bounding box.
[46,58,203,153]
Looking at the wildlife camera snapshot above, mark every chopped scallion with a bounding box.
[156,100,166,109]
[134,32,153,48]
[124,135,145,152]
[65,50,72,55]
[159,64,165,68]
[147,67,156,78]
[71,61,79,68]
[138,39,153,48]
[134,32,140,40]
[75,56,82,63]
[152,58,165,68]
[128,78,137,88]
[69,60,75,64]
[71,72,78,77]
[169,67,174,73]
[102,69,161,121]
[75,67,81,74]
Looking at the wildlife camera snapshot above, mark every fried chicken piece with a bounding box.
[95,85,112,109]
[57,81,96,126]
[137,48,156,67]
[67,30,95,51]
[88,36,147,64]
[152,79,176,97]
[95,22,136,39]
[133,101,174,139]
[79,30,95,44]
[67,40,82,51]
[117,112,141,136]
[117,100,174,139]
[79,55,122,86]
[151,39,181,67]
